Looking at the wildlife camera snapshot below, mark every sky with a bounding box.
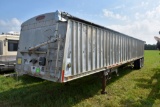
[0,0,160,44]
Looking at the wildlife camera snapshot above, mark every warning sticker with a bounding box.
[36,68,40,73]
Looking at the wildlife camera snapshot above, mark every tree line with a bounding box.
[144,44,157,50]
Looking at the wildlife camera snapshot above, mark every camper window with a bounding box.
[8,40,18,51]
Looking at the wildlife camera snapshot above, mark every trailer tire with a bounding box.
[134,60,137,69]
[134,58,142,69]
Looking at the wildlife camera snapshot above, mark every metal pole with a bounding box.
[101,71,107,94]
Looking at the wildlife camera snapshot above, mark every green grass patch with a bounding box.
[0,50,160,107]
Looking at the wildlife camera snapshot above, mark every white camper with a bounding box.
[0,32,19,71]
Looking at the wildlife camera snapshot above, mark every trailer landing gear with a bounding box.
[101,71,107,94]
[101,69,118,94]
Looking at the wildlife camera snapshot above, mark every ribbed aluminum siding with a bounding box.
[66,19,144,76]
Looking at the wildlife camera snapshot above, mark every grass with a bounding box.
[0,50,160,107]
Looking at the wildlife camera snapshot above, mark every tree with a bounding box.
[144,44,157,50]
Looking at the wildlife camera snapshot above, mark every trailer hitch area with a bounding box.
[30,59,38,64]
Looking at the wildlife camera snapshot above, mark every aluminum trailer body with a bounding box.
[16,11,144,83]
[0,33,19,71]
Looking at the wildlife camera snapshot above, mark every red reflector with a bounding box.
[36,15,45,21]
[61,70,64,82]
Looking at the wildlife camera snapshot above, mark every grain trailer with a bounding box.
[16,11,144,93]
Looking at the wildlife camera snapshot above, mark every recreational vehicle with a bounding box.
[0,32,19,71]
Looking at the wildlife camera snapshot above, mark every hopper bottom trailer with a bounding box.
[15,11,144,94]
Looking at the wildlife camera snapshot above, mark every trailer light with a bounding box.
[61,70,64,82]
[67,63,71,68]
[17,58,22,64]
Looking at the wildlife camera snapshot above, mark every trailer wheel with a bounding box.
[134,58,142,69]
[134,60,138,69]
